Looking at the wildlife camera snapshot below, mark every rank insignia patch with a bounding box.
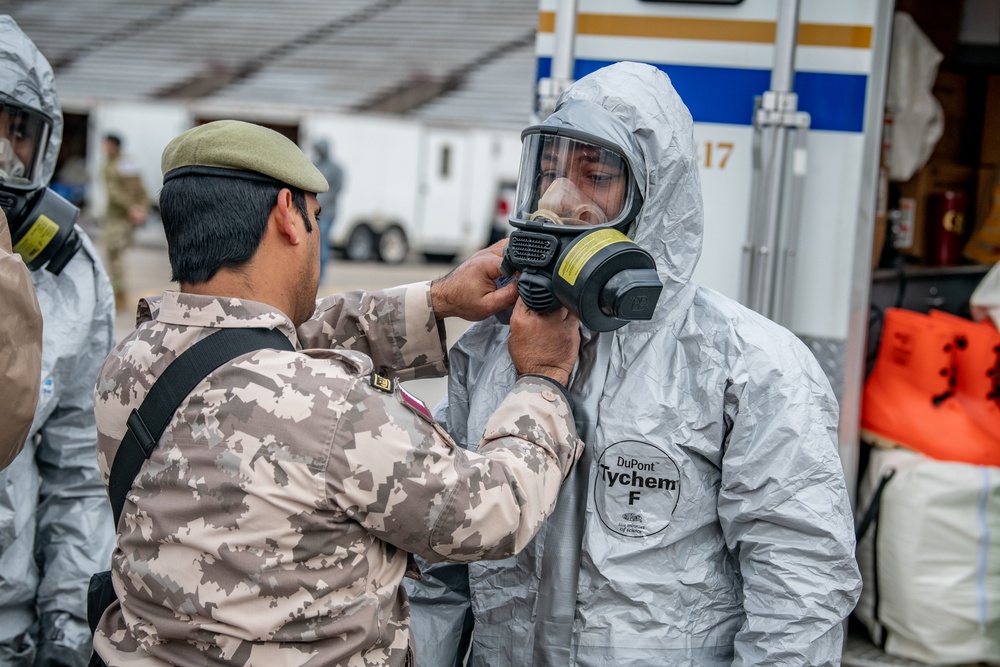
[369,372,396,394]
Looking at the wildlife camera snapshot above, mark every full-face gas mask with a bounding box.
[500,126,662,331]
[0,93,81,275]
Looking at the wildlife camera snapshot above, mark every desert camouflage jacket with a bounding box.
[92,283,582,667]
[101,154,149,222]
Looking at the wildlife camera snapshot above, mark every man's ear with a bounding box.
[273,188,302,246]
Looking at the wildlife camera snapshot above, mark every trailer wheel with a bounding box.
[377,226,409,264]
[345,224,375,262]
[423,252,457,264]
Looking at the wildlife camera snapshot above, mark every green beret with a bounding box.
[161,120,329,194]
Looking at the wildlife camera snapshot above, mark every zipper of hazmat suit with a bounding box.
[532,329,613,665]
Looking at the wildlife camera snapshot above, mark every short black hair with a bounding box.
[159,174,311,284]
[104,134,122,148]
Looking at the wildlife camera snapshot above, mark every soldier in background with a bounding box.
[92,120,584,666]
[100,133,149,310]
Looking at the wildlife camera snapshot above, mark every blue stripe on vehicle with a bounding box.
[536,57,868,133]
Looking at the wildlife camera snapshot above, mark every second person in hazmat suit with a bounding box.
[406,61,861,666]
[0,15,116,667]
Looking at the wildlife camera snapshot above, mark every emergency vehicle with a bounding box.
[536,0,889,492]
[534,0,998,663]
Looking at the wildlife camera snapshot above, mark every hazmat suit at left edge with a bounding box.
[0,207,41,469]
[0,14,117,667]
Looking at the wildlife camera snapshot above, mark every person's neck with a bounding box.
[181,263,296,324]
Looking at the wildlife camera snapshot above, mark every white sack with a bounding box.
[856,448,1000,665]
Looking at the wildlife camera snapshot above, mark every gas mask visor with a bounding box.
[0,95,81,275]
[501,127,661,332]
[511,127,641,232]
[0,94,51,191]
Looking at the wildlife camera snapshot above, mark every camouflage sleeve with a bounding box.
[103,163,130,213]
[137,172,150,208]
[123,174,149,210]
[297,282,447,381]
[104,162,149,216]
[327,375,582,563]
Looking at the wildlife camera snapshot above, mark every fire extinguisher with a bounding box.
[927,190,967,266]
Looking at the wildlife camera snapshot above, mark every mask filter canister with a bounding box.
[6,187,82,275]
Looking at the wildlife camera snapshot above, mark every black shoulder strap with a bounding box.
[108,327,294,526]
[855,467,897,650]
[855,468,896,543]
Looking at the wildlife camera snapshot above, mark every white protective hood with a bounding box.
[406,62,860,667]
[0,15,62,189]
[541,61,703,312]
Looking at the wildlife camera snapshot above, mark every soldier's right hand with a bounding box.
[128,204,148,226]
[508,300,580,388]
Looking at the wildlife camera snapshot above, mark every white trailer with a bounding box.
[305,114,523,264]
[81,104,521,265]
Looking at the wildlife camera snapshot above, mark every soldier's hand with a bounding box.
[430,240,518,321]
[128,204,148,227]
[508,300,580,388]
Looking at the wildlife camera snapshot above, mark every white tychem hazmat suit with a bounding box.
[406,61,861,667]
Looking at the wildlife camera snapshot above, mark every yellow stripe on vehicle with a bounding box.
[537,12,872,49]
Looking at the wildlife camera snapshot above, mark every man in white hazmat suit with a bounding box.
[0,16,116,666]
[406,61,861,666]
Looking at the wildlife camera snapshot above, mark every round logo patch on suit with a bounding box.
[595,440,680,537]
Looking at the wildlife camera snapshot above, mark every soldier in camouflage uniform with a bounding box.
[100,133,149,310]
[92,120,584,666]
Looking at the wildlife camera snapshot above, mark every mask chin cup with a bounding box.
[527,205,608,228]
[528,209,564,225]
[8,187,82,275]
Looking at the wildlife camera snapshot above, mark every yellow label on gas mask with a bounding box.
[557,228,630,286]
[13,215,60,262]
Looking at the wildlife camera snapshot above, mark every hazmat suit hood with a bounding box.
[0,15,62,190]
[544,62,703,315]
